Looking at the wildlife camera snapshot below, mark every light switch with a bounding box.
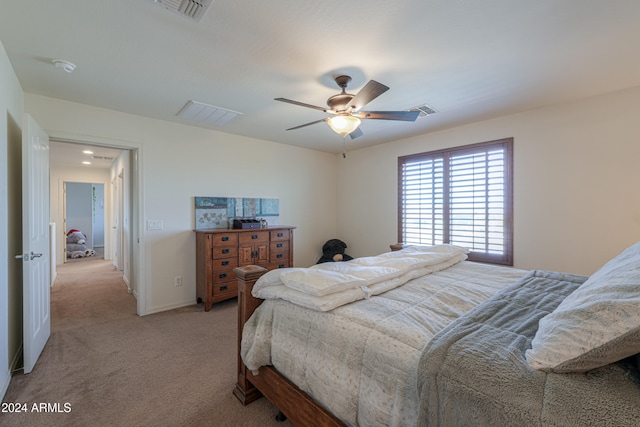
[147,220,163,230]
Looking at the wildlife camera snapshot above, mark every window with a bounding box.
[398,138,513,265]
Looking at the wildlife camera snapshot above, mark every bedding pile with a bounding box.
[252,245,470,311]
[242,249,526,426]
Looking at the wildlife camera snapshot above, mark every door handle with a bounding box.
[16,252,44,260]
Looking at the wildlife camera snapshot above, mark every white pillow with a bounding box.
[526,241,640,372]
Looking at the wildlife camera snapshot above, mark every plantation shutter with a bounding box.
[398,138,513,265]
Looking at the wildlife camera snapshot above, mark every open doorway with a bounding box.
[48,137,146,315]
[64,182,105,262]
[49,139,142,313]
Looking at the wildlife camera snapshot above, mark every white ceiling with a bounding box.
[2,0,640,158]
[48,140,124,170]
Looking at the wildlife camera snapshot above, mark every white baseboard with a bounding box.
[144,300,198,315]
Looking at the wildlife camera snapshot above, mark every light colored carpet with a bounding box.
[1,256,292,427]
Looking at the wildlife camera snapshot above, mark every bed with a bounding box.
[233,242,640,426]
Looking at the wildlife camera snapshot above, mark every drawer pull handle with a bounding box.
[221,261,229,266]
[222,249,230,254]
[276,254,283,259]
[219,273,227,279]
[277,243,283,248]
[220,285,228,291]
[251,234,258,239]
[277,232,283,237]
[222,236,229,241]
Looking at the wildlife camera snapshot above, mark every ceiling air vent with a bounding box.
[177,100,242,126]
[408,104,436,118]
[92,155,115,161]
[152,0,213,21]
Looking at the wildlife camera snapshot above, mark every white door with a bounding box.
[21,114,50,374]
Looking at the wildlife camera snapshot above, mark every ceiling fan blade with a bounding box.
[285,118,328,131]
[347,80,389,112]
[354,110,419,121]
[275,98,329,112]
[348,127,364,139]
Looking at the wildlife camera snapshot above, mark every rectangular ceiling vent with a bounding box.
[152,0,213,22]
[408,104,437,118]
[92,155,115,161]
[177,100,242,126]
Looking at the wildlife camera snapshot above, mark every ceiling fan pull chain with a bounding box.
[342,135,347,158]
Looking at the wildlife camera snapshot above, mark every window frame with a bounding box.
[397,138,514,265]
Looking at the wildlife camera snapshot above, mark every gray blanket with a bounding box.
[417,270,640,427]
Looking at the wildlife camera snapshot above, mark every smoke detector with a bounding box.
[52,59,76,73]
[152,0,213,21]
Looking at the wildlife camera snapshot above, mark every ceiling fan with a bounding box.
[275,75,419,139]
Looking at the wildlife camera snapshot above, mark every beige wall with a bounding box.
[337,86,640,276]
[25,94,339,313]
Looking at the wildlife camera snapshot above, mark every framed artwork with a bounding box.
[195,196,280,229]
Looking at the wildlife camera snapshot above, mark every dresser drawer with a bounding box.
[212,281,237,297]
[212,257,238,270]
[270,240,289,252]
[213,233,237,245]
[212,269,236,284]
[213,245,238,259]
[270,229,290,241]
[239,231,269,245]
[270,241,289,262]
[268,261,290,270]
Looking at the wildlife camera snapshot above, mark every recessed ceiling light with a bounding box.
[82,161,91,165]
[52,59,76,73]
[83,150,94,155]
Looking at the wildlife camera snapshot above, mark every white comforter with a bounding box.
[252,245,471,311]
[242,252,526,427]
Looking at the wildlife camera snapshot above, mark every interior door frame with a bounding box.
[49,133,147,316]
[61,180,110,263]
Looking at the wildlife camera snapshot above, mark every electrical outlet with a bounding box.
[174,276,182,287]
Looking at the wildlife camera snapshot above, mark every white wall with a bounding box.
[338,86,640,276]
[0,40,24,401]
[25,94,339,314]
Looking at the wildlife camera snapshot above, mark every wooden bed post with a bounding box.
[233,265,268,405]
[232,264,349,426]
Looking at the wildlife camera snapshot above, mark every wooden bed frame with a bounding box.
[233,265,346,426]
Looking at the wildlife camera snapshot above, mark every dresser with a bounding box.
[195,226,295,311]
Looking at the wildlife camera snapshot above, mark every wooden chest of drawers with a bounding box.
[195,226,295,311]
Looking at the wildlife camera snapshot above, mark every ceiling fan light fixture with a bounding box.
[327,115,361,136]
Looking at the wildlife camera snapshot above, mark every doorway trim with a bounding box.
[60,180,110,264]
[48,133,147,316]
